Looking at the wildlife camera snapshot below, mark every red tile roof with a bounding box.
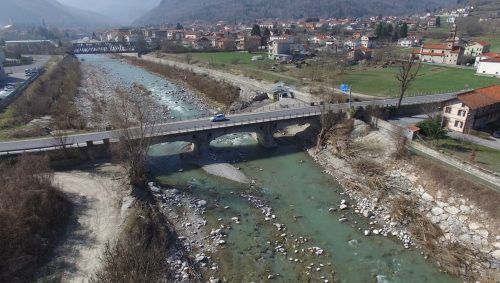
[475,40,491,47]
[458,85,500,110]
[480,57,500,63]
[422,43,448,50]
[482,52,500,58]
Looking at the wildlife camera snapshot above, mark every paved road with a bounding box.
[0,92,459,153]
[447,131,500,150]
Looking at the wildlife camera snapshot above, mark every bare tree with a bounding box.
[109,84,164,186]
[395,56,421,109]
[51,129,70,157]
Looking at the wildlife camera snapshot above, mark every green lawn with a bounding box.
[342,64,499,97]
[160,51,499,98]
[436,137,500,173]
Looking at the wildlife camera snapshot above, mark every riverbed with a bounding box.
[79,54,458,282]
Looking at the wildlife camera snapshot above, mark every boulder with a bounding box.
[421,192,434,202]
[430,207,444,216]
[444,206,460,215]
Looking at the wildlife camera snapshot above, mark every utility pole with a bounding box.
[349,86,352,109]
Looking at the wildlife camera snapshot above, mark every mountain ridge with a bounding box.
[134,0,457,25]
[0,0,116,28]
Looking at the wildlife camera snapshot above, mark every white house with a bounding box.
[464,41,490,57]
[476,57,500,77]
[344,39,360,50]
[360,36,377,49]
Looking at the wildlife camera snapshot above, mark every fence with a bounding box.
[0,68,45,110]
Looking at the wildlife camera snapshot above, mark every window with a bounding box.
[445,107,452,113]
[461,103,466,107]
[457,110,467,116]
[454,121,464,128]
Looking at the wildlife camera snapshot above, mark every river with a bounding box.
[79,54,458,283]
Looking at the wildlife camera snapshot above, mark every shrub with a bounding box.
[126,57,239,107]
[0,155,71,282]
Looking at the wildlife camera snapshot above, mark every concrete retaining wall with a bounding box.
[369,116,500,189]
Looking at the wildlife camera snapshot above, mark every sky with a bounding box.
[57,0,161,24]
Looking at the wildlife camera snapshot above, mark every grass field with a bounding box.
[436,137,500,173]
[161,51,499,97]
[342,64,499,97]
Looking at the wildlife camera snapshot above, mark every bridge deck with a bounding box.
[0,93,458,154]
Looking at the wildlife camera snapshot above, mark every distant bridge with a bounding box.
[70,42,139,55]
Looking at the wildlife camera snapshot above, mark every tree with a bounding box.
[109,84,164,186]
[417,115,447,144]
[400,23,408,38]
[184,53,192,64]
[251,24,261,36]
[176,23,184,29]
[395,57,421,109]
[436,16,441,28]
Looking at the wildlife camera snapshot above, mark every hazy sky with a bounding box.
[57,0,161,24]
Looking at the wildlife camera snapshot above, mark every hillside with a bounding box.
[0,0,115,28]
[134,0,457,25]
[58,0,160,25]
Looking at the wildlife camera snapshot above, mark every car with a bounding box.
[210,113,227,122]
[493,131,500,138]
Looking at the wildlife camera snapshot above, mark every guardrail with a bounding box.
[0,92,459,155]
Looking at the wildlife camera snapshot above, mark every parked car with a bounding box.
[210,113,227,122]
[493,131,500,138]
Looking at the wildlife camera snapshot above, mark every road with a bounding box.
[0,92,459,153]
[447,131,500,150]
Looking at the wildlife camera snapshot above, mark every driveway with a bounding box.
[447,131,500,150]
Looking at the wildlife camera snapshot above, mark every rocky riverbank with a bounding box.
[306,119,500,281]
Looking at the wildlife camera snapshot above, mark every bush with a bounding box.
[13,55,84,129]
[417,115,446,143]
[126,57,239,107]
[0,155,71,282]
[92,204,173,283]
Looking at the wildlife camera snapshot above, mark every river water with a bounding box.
[79,55,458,283]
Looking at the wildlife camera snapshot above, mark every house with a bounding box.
[193,37,212,50]
[442,85,500,132]
[238,36,261,51]
[464,41,490,57]
[426,16,437,28]
[476,57,500,77]
[184,31,199,40]
[167,30,185,41]
[268,35,300,59]
[398,36,422,47]
[344,39,361,50]
[414,24,463,65]
[474,52,500,67]
[360,35,377,49]
[347,47,372,61]
[216,37,236,51]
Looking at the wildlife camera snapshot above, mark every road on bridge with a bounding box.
[0,93,457,154]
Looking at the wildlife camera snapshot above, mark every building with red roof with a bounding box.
[442,85,500,132]
[413,24,463,65]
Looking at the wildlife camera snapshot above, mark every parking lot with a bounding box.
[0,55,52,99]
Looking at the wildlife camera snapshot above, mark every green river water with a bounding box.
[81,55,458,283]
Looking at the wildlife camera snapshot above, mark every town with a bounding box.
[0,0,499,282]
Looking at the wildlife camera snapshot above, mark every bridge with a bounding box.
[0,93,458,155]
[70,42,139,55]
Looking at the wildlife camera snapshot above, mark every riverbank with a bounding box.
[306,118,500,281]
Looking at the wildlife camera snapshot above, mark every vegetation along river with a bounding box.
[80,55,458,283]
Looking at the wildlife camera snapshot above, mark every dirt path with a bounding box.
[41,165,128,282]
